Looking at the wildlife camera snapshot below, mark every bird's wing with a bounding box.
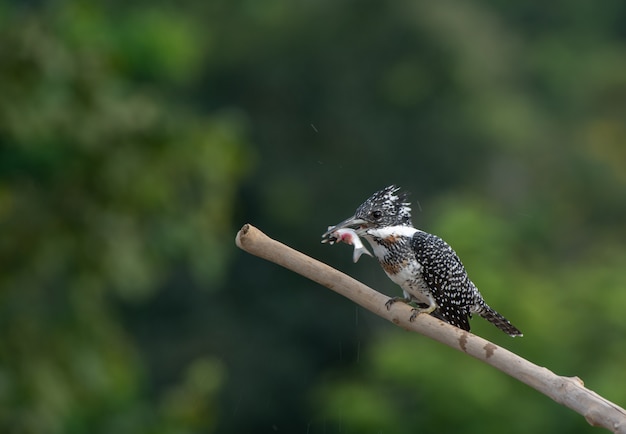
[410,231,472,331]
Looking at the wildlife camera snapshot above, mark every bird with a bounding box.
[322,185,522,337]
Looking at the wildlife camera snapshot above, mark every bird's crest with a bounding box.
[355,185,413,227]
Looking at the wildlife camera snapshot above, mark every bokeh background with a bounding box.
[2,1,626,433]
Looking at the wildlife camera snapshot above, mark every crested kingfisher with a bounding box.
[322,185,522,337]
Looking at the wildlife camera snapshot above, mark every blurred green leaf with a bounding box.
[0,2,248,433]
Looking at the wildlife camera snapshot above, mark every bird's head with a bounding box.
[322,185,413,238]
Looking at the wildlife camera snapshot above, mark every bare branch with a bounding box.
[235,224,626,433]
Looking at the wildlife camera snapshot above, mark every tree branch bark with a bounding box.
[235,224,626,433]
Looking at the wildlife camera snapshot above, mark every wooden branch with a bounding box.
[235,224,626,433]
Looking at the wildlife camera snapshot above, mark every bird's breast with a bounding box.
[361,229,434,304]
[365,235,423,286]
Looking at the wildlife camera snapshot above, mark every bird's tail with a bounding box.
[479,305,523,337]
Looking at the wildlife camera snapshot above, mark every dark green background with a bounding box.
[1,1,625,433]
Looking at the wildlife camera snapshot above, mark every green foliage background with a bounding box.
[1,1,625,433]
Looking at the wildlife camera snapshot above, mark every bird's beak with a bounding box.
[322,216,368,238]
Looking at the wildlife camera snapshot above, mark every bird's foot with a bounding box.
[385,296,411,311]
[409,303,438,322]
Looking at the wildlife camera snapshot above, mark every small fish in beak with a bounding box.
[321,227,372,263]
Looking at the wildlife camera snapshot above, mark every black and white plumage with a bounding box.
[322,185,522,337]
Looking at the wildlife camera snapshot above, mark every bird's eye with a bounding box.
[371,210,383,220]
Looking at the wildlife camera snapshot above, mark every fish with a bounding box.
[322,227,373,263]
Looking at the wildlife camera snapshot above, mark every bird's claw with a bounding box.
[385,296,411,311]
[409,303,438,322]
